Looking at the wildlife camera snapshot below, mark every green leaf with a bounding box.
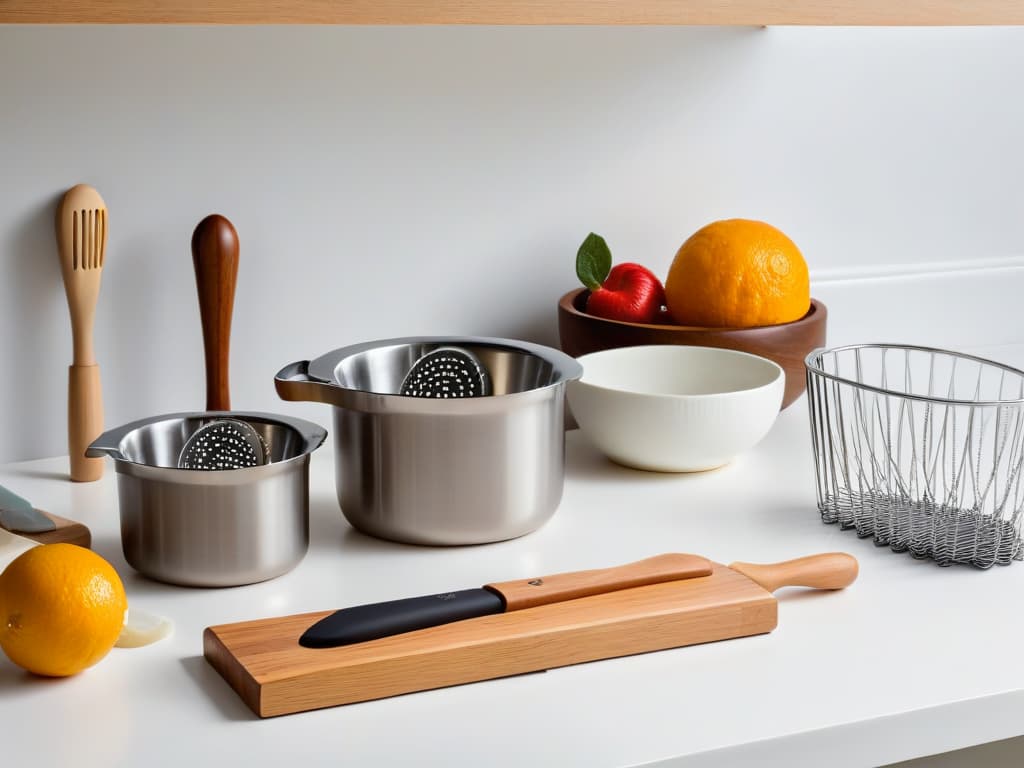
[576,232,612,291]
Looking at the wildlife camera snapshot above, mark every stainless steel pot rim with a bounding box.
[307,335,584,395]
[86,410,327,478]
[110,450,315,485]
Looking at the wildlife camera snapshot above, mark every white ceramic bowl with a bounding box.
[568,345,785,472]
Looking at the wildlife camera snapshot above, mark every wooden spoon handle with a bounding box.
[191,215,239,412]
[486,553,713,611]
[68,364,104,482]
[729,552,859,593]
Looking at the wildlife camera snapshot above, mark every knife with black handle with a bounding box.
[299,553,715,648]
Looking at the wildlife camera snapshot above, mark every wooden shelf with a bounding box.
[3,1,1024,26]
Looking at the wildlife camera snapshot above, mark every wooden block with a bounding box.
[204,563,777,718]
[3,510,92,548]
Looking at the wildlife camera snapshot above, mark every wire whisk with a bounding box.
[806,344,1024,568]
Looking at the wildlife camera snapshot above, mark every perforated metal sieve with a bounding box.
[399,346,491,398]
[177,418,270,470]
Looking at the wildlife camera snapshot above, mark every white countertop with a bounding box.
[2,393,1023,768]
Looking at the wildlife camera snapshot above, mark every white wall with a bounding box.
[2,25,1023,463]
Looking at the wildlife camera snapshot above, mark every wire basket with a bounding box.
[806,344,1024,567]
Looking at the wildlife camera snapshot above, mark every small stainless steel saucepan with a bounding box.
[88,411,326,587]
[275,336,583,546]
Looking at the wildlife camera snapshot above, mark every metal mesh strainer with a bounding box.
[806,344,1024,568]
[177,419,269,470]
[399,346,491,398]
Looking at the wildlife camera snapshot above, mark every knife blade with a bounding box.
[299,553,713,648]
[0,483,56,535]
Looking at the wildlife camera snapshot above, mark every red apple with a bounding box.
[586,263,666,324]
[575,233,667,324]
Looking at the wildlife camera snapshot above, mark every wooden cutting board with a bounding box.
[18,510,91,548]
[0,513,92,571]
[205,559,841,718]
[0,509,91,549]
[0,528,39,572]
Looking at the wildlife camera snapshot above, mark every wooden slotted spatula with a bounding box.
[56,184,108,482]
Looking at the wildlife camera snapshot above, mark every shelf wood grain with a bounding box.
[3,1,1024,25]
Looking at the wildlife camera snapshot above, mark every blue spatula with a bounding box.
[0,484,56,534]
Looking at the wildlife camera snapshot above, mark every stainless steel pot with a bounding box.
[87,411,326,587]
[275,337,583,546]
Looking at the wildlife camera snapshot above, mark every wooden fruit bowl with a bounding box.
[557,288,827,410]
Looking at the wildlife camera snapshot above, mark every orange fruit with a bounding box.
[0,543,127,677]
[664,219,810,327]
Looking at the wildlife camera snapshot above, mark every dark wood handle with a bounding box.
[191,214,239,411]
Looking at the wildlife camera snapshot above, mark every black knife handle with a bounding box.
[299,588,506,648]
